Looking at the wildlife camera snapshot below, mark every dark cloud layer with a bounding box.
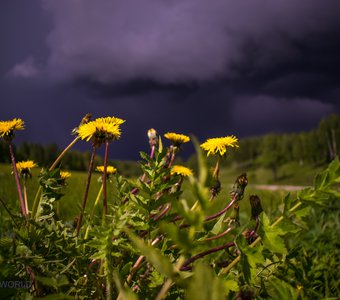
[1,0,340,159]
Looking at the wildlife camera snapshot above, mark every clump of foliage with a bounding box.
[0,116,339,299]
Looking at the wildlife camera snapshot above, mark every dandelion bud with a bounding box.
[249,195,263,220]
[147,128,158,147]
[230,173,248,201]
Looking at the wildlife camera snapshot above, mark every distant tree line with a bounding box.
[1,114,339,177]
[222,114,340,179]
[0,141,140,177]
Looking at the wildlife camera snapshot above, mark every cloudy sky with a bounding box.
[1,0,340,159]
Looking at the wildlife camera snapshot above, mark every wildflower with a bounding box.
[96,165,117,174]
[0,118,25,141]
[15,160,37,178]
[78,116,125,145]
[60,171,71,179]
[200,136,239,157]
[164,132,190,147]
[148,128,157,140]
[148,128,158,148]
[171,165,193,177]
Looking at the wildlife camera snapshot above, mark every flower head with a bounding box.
[0,118,25,141]
[148,128,158,147]
[96,165,117,174]
[15,160,37,177]
[78,116,125,145]
[171,165,193,177]
[164,132,190,147]
[200,135,239,157]
[60,171,71,179]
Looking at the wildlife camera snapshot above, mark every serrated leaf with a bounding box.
[236,234,265,283]
[259,213,287,254]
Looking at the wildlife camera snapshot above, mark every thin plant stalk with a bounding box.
[84,184,103,241]
[103,140,109,215]
[23,177,29,216]
[50,136,80,170]
[9,142,27,218]
[76,144,97,236]
[180,242,235,271]
[155,257,185,300]
[125,236,162,286]
[174,193,238,228]
[31,136,80,219]
[212,157,220,179]
[168,151,176,168]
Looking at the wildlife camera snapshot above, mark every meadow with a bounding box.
[1,161,317,224]
[0,116,339,299]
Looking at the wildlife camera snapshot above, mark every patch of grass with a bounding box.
[0,163,117,222]
[219,161,324,186]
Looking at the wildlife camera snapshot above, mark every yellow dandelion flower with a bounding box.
[297,285,303,293]
[0,118,25,140]
[15,160,37,176]
[78,116,125,144]
[164,132,190,146]
[171,165,193,177]
[200,136,239,157]
[60,171,71,179]
[96,165,117,174]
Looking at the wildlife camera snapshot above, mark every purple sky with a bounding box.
[1,0,340,159]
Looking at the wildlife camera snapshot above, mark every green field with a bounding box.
[0,161,322,224]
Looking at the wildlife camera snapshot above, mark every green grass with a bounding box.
[219,161,323,186]
[0,163,117,222]
[0,161,321,224]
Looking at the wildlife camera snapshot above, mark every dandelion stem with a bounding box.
[23,177,29,216]
[9,142,27,218]
[49,136,80,170]
[153,204,171,221]
[76,144,97,236]
[180,242,235,271]
[179,194,238,229]
[155,278,173,300]
[201,227,232,242]
[212,157,220,179]
[168,151,176,168]
[103,140,109,215]
[150,145,156,159]
[125,236,162,286]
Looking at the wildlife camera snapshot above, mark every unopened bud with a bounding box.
[147,128,158,147]
[249,195,263,220]
[230,173,248,201]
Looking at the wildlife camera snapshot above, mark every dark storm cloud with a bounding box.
[2,0,340,159]
[39,0,340,84]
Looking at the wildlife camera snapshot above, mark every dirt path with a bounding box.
[250,184,308,191]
